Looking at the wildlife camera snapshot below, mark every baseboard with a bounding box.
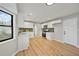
[12,50,19,56]
[12,49,25,56]
[54,39,79,48]
[63,41,79,48]
[75,45,79,48]
[54,39,64,43]
[12,47,29,56]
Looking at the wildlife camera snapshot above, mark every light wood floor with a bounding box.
[16,37,79,56]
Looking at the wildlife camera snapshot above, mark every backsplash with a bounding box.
[42,28,54,32]
[18,28,33,34]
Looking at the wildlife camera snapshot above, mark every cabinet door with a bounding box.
[18,34,24,51]
[18,33,29,51]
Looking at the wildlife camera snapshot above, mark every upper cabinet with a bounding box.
[42,20,62,28]
[48,22,53,28]
[42,23,48,28]
[42,22,53,28]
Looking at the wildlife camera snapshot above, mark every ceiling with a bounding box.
[17,3,79,23]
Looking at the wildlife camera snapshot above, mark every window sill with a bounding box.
[0,38,14,44]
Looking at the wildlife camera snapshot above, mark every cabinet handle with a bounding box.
[64,31,66,35]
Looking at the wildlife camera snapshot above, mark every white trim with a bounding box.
[63,40,79,48]
[11,50,19,56]
[54,39,79,49]
[12,48,29,56]
[53,39,79,48]
[75,45,79,48]
[0,6,15,44]
[0,39,14,45]
[54,39,64,43]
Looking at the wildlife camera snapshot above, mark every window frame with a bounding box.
[0,10,13,42]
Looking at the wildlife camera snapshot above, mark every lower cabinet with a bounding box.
[46,32,55,40]
[18,32,29,51]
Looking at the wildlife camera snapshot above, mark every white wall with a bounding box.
[0,3,17,14]
[0,4,17,56]
[77,15,79,47]
[24,22,33,28]
[17,13,24,28]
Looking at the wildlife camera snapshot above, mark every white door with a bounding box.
[63,17,77,45]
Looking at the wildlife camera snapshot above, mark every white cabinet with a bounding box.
[28,32,34,38]
[42,22,53,28]
[53,23,63,41]
[46,32,55,40]
[48,23,53,28]
[18,32,29,51]
[41,23,48,28]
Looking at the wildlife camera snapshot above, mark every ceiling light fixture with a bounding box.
[46,2,54,6]
[27,13,32,16]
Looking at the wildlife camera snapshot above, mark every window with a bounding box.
[0,10,13,42]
